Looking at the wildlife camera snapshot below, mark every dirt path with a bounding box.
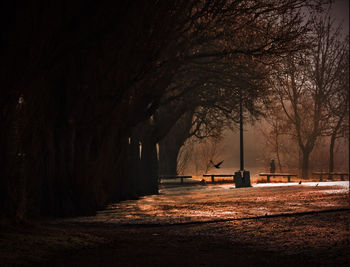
[60,182,349,225]
[1,182,349,266]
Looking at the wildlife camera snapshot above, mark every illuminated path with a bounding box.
[63,181,349,225]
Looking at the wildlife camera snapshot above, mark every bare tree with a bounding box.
[271,12,348,178]
[325,40,349,173]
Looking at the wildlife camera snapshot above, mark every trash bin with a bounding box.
[234,170,251,188]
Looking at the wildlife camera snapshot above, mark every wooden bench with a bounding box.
[203,174,234,183]
[158,175,192,184]
[312,172,349,181]
[259,173,297,183]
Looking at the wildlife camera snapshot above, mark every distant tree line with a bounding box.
[0,0,328,220]
[263,10,349,178]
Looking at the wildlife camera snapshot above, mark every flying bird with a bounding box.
[210,160,224,169]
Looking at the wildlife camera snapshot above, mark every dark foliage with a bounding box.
[0,0,326,219]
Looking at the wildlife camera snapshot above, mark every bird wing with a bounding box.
[216,160,224,167]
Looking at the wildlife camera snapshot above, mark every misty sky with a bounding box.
[332,0,349,34]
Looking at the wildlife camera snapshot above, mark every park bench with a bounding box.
[312,172,349,181]
[259,173,297,183]
[203,174,234,183]
[158,175,192,184]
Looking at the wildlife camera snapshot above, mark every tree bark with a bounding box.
[139,137,159,195]
[127,135,141,198]
[274,131,283,172]
[159,142,181,176]
[159,111,193,176]
[329,133,336,173]
[301,148,311,179]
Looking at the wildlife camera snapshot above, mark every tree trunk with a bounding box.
[274,133,283,172]
[158,111,193,176]
[159,138,182,176]
[126,135,141,199]
[329,133,336,173]
[139,137,159,195]
[301,149,311,179]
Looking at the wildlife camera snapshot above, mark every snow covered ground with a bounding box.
[63,181,349,225]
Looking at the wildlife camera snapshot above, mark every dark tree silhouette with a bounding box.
[325,39,349,173]
[270,12,348,178]
[0,0,328,219]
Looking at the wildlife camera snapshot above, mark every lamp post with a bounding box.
[239,90,244,171]
[234,89,251,188]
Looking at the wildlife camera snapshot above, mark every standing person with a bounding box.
[270,159,276,173]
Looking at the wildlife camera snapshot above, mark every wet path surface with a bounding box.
[63,182,349,225]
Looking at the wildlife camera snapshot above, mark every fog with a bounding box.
[182,120,349,176]
[214,125,266,170]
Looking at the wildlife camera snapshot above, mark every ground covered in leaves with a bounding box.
[1,182,349,266]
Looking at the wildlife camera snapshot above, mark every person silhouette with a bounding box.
[270,159,276,173]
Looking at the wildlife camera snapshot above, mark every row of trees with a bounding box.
[262,11,349,178]
[0,0,330,220]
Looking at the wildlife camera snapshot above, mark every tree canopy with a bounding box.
[0,0,331,219]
